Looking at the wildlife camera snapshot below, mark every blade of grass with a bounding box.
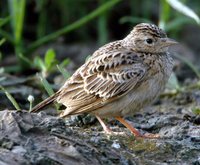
[0,85,21,110]
[37,74,54,96]
[36,0,48,38]
[26,0,121,53]
[8,0,26,45]
[159,0,171,30]
[37,74,60,110]
[8,0,27,68]
[57,64,70,80]
[98,0,109,45]
[0,38,6,46]
[166,0,200,24]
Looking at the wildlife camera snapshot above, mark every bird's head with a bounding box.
[124,23,178,53]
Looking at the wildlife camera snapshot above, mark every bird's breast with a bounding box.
[121,54,174,116]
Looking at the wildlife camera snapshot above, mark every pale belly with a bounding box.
[93,73,167,117]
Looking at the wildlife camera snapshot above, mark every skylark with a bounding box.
[31,23,177,138]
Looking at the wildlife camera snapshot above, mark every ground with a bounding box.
[0,82,200,165]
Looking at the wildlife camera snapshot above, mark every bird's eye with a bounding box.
[146,38,153,44]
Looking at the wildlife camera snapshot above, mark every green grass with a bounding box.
[0,85,21,111]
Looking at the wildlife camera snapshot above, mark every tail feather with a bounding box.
[31,92,59,113]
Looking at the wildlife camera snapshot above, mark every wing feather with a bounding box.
[57,45,147,116]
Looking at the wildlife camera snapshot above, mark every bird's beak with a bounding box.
[161,38,178,47]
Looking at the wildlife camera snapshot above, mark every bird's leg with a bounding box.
[95,115,112,134]
[115,117,141,137]
[115,117,160,138]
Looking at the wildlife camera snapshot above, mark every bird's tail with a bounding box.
[30,92,59,113]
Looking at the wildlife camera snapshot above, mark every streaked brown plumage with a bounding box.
[31,23,177,138]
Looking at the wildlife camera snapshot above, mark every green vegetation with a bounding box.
[0,0,199,71]
[0,85,21,111]
[0,0,121,71]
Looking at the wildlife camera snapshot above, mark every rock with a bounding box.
[0,148,29,165]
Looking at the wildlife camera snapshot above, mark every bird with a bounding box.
[31,23,178,138]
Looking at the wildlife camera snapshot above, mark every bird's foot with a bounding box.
[115,116,160,139]
[136,133,160,139]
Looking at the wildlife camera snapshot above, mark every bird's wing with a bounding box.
[57,48,147,116]
[84,50,147,98]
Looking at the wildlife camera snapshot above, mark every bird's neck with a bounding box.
[121,34,135,48]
